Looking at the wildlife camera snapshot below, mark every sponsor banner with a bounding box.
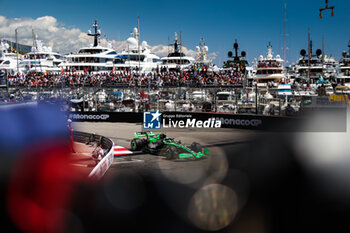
[215,117,262,127]
[160,113,221,129]
[162,117,222,128]
[68,112,143,123]
[67,111,300,131]
[69,113,110,121]
[143,111,222,129]
[159,112,263,129]
[143,111,162,129]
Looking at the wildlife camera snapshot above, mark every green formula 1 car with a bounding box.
[130,131,209,160]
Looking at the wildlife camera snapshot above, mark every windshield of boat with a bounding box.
[78,49,105,54]
[162,59,191,65]
[114,55,145,63]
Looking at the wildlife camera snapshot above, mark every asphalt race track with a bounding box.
[73,122,259,178]
[68,122,350,233]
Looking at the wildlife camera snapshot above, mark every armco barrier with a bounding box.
[73,131,115,180]
[68,111,302,131]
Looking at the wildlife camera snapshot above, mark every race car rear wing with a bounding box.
[134,131,155,139]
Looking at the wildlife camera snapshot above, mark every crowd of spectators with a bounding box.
[5,70,245,89]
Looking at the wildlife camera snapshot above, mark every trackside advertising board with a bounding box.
[68,111,303,131]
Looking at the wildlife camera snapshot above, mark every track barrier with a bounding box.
[73,131,115,180]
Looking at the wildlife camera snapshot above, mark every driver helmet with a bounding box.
[159,133,166,139]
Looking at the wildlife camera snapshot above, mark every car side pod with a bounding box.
[178,150,209,160]
[134,131,155,139]
[178,153,197,159]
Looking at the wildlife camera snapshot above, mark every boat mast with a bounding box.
[87,20,100,73]
[15,28,19,74]
[308,28,311,87]
[167,36,169,59]
[322,36,325,75]
[32,29,38,72]
[138,16,140,74]
[180,31,182,74]
[283,0,287,68]
[167,36,169,66]
[322,36,325,60]
[200,38,204,62]
[87,20,100,47]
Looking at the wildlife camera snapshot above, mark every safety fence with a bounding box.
[6,86,286,115]
[7,86,345,116]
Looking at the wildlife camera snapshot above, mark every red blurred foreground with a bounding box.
[7,140,96,233]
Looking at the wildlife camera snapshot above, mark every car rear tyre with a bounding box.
[131,139,143,151]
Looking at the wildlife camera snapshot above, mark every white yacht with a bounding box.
[192,38,219,72]
[0,40,21,74]
[161,32,195,71]
[253,42,285,86]
[223,40,249,71]
[337,40,350,87]
[191,90,209,101]
[61,20,117,74]
[108,27,160,74]
[19,35,65,73]
[216,90,237,112]
[324,55,338,80]
[217,91,235,102]
[294,41,337,83]
[277,84,293,96]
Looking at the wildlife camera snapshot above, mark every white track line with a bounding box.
[112,159,144,165]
